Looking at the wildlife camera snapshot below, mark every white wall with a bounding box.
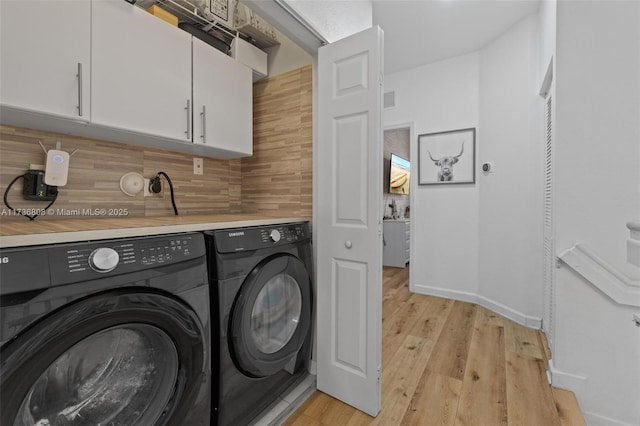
[281,0,372,43]
[552,1,640,425]
[555,0,640,278]
[384,17,545,326]
[554,267,640,426]
[478,15,544,325]
[384,53,481,299]
[265,27,312,77]
[538,0,556,80]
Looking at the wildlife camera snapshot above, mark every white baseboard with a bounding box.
[477,293,542,328]
[584,411,638,426]
[548,362,638,426]
[548,359,588,392]
[411,283,542,329]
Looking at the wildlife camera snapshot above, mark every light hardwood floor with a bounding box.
[284,266,584,426]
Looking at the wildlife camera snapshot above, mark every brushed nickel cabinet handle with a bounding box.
[185,99,191,140]
[200,105,206,143]
[76,63,83,117]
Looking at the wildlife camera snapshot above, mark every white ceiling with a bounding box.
[373,0,541,74]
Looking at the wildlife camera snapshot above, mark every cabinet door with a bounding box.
[0,0,90,121]
[383,221,409,268]
[404,220,410,263]
[193,37,252,158]
[92,0,191,141]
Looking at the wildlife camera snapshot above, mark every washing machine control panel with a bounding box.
[214,223,310,253]
[269,229,281,242]
[88,247,119,272]
[259,225,307,245]
[48,233,206,284]
[138,237,195,267]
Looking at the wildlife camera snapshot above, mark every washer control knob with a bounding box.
[270,229,281,243]
[89,248,119,273]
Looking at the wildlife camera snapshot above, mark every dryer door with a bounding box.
[230,254,312,378]
[0,290,206,426]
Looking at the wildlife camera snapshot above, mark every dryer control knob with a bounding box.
[270,229,281,243]
[89,247,119,273]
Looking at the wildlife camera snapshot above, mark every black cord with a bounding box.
[3,174,58,221]
[156,171,178,216]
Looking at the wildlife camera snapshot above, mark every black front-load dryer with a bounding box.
[205,222,313,426]
[0,233,211,426]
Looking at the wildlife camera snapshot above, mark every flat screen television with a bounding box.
[389,153,410,195]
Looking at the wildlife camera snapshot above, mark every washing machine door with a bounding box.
[0,290,205,426]
[230,253,312,378]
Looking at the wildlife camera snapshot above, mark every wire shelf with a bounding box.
[155,0,237,38]
[136,0,278,50]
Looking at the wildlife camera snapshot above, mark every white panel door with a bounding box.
[316,26,383,417]
[0,0,90,121]
[192,38,253,157]
[92,0,191,141]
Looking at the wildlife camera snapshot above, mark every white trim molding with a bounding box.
[583,412,639,426]
[411,284,543,329]
[627,221,640,267]
[557,243,640,307]
[548,359,587,392]
[627,221,640,239]
[628,239,640,267]
[549,361,638,426]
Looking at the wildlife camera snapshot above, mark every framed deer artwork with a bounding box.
[418,128,476,185]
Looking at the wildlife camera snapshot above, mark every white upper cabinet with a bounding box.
[192,37,253,158]
[1,0,253,159]
[0,0,91,121]
[91,0,192,142]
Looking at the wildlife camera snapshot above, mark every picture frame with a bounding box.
[418,128,476,185]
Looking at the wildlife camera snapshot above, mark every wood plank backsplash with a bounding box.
[0,126,243,219]
[242,65,312,218]
[0,65,312,222]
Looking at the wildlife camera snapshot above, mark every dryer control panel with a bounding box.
[213,222,310,253]
[47,233,206,285]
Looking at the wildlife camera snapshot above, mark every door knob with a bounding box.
[345,241,352,249]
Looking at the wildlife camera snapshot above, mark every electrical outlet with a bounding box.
[143,178,164,197]
[23,170,58,201]
[193,158,203,175]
